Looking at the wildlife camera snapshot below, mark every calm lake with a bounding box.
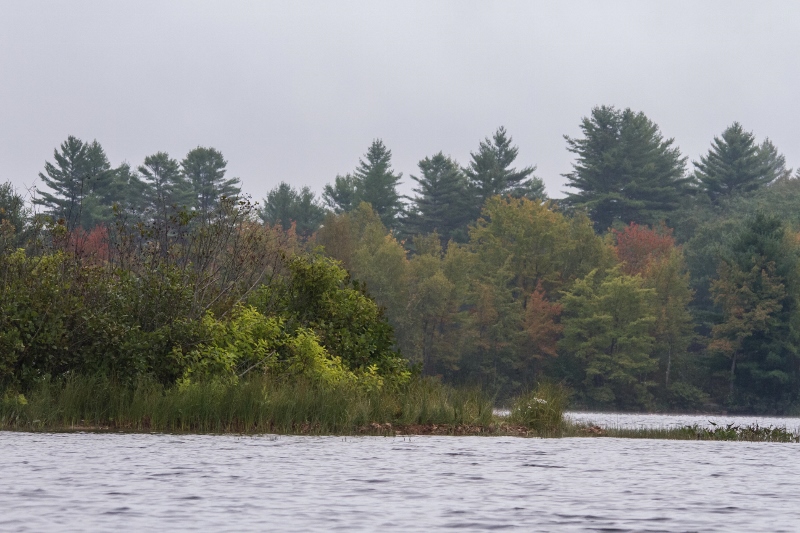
[2,413,799,532]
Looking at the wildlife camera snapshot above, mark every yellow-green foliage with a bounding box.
[185,306,283,381]
[185,305,399,391]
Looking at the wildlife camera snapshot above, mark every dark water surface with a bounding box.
[1,430,798,532]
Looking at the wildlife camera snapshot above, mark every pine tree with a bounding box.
[181,147,240,221]
[322,174,358,214]
[405,152,472,243]
[0,182,29,248]
[354,140,403,229]
[563,106,689,232]
[259,182,325,236]
[108,163,148,216]
[139,152,192,220]
[464,127,541,214]
[694,123,788,202]
[35,136,115,229]
[322,140,403,229]
[708,213,800,407]
[759,138,792,183]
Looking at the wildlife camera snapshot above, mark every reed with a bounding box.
[0,375,496,434]
[561,422,800,442]
[506,382,569,435]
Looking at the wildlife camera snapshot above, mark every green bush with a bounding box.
[252,255,410,383]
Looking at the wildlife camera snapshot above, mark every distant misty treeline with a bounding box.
[4,104,800,412]
[31,138,241,230]
[12,105,792,241]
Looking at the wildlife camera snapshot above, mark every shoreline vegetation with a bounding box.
[2,376,798,442]
[5,115,800,429]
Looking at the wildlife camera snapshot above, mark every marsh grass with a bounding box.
[0,375,495,434]
[9,376,793,441]
[562,422,800,442]
[507,382,569,435]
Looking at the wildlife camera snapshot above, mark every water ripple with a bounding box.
[1,429,799,531]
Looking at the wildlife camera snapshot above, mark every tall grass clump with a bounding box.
[507,382,568,435]
[0,374,495,434]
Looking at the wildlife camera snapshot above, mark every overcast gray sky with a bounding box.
[2,0,799,202]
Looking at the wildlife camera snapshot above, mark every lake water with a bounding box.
[2,417,799,532]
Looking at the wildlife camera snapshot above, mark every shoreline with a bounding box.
[3,420,798,442]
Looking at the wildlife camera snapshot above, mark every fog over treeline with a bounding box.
[5,106,800,413]
[2,1,800,201]
[4,2,800,414]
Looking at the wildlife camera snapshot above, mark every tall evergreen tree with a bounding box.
[0,182,29,248]
[464,127,541,213]
[322,174,359,214]
[35,136,115,229]
[405,152,472,243]
[139,152,192,220]
[322,140,403,229]
[759,139,792,183]
[108,163,148,215]
[708,213,800,409]
[694,123,788,202]
[259,182,325,236]
[563,106,689,232]
[354,140,403,229]
[181,147,240,221]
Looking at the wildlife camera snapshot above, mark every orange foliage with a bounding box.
[613,222,675,275]
[66,225,110,264]
[524,281,563,358]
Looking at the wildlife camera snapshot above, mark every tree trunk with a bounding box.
[665,344,672,387]
[729,353,737,396]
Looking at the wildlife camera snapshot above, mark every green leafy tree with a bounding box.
[182,147,241,221]
[404,152,472,243]
[470,196,610,299]
[559,269,657,409]
[612,223,695,391]
[254,253,407,376]
[464,127,542,214]
[694,123,788,203]
[405,233,459,374]
[563,106,689,231]
[259,182,325,237]
[459,197,611,393]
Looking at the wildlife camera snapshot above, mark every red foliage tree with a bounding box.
[66,225,110,264]
[613,222,675,275]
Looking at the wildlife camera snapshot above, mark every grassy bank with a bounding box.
[3,376,798,441]
[0,375,514,435]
